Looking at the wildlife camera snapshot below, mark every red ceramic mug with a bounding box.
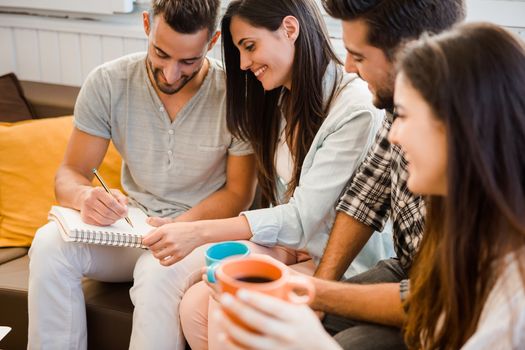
[207,254,315,331]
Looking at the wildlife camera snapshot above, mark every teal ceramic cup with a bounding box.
[205,241,250,283]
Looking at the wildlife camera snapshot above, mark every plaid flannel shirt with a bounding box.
[337,111,425,270]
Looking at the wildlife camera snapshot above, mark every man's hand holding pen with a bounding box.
[81,167,135,228]
[78,185,130,226]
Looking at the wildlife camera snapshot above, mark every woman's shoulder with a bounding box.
[322,67,383,131]
[470,254,525,348]
[483,253,525,310]
[335,71,375,109]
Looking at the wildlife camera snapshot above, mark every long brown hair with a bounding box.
[400,23,525,349]
[221,0,341,206]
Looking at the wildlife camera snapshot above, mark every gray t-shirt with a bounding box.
[74,53,252,218]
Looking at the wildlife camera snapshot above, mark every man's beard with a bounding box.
[147,58,201,95]
[356,71,395,110]
[372,87,394,110]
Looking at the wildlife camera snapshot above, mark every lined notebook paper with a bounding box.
[49,206,153,248]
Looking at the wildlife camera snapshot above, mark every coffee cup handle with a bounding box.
[284,275,315,304]
[206,262,220,284]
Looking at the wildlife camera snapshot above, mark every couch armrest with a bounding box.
[0,248,28,265]
[20,81,79,119]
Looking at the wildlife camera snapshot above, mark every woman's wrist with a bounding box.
[193,220,215,245]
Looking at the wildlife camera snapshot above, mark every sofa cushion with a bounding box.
[0,255,133,349]
[0,73,36,122]
[0,116,122,247]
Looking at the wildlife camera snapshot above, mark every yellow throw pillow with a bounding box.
[0,116,122,247]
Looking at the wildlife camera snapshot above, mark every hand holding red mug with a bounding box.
[215,289,342,350]
[206,254,316,335]
[206,254,315,306]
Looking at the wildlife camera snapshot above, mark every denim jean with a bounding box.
[322,258,408,350]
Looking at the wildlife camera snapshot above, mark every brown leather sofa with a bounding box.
[0,80,134,350]
[0,249,134,350]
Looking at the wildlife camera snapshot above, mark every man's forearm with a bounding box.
[315,212,374,280]
[54,128,112,210]
[174,188,254,222]
[55,165,94,210]
[312,278,405,327]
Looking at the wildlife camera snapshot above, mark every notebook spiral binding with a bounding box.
[73,228,144,248]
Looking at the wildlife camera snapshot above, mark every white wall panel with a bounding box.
[0,1,523,87]
[0,0,133,15]
[38,30,61,84]
[13,28,40,81]
[466,0,525,27]
[123,38,147,55]
[59,32,82,86]
[80,34,103,80]
[209,37,222,61]
[102,36,124,63]
[0,27,16,75]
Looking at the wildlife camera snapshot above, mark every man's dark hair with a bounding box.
[322,0,465,58]
[151,0,220,39]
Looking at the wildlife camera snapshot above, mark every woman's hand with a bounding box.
[215,289,342,350]
[202,267,222,302]
[146,216,175,226]
[142,221,206,266]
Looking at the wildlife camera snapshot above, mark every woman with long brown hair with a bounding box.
[211,22,525,350]
[174,0,394,348]
[396,22,525,349]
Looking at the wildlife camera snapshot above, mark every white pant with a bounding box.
[28,221,211,350]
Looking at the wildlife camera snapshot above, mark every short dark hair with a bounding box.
[322,0,465,58]
[151,0,220,39]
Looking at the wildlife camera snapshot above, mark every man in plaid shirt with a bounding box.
[306,1,466,349]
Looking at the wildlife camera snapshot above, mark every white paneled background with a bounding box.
[0,0,524,87]
[0,12,150,86]
[0,0,134,15]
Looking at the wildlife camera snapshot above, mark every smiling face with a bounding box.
[341,19,395,110]
[229,15,296,90]
[388,72,448,196]
[144,13,214,95]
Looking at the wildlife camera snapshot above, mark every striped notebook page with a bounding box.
[49,205,153,248]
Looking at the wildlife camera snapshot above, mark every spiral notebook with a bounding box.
[49,205,153,248]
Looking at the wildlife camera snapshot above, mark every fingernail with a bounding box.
[237,289,249,301]
[221,293,234,306]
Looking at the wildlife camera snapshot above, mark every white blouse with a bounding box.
[461,255,525,349]
[242,64,395,277]
[275,119,293,186]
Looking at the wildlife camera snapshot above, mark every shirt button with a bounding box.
[168,129,174,135]
[399,200,406,208]
[167,150,173,155]
[159,106,165,112]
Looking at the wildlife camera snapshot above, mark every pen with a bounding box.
[92,168,134,228]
